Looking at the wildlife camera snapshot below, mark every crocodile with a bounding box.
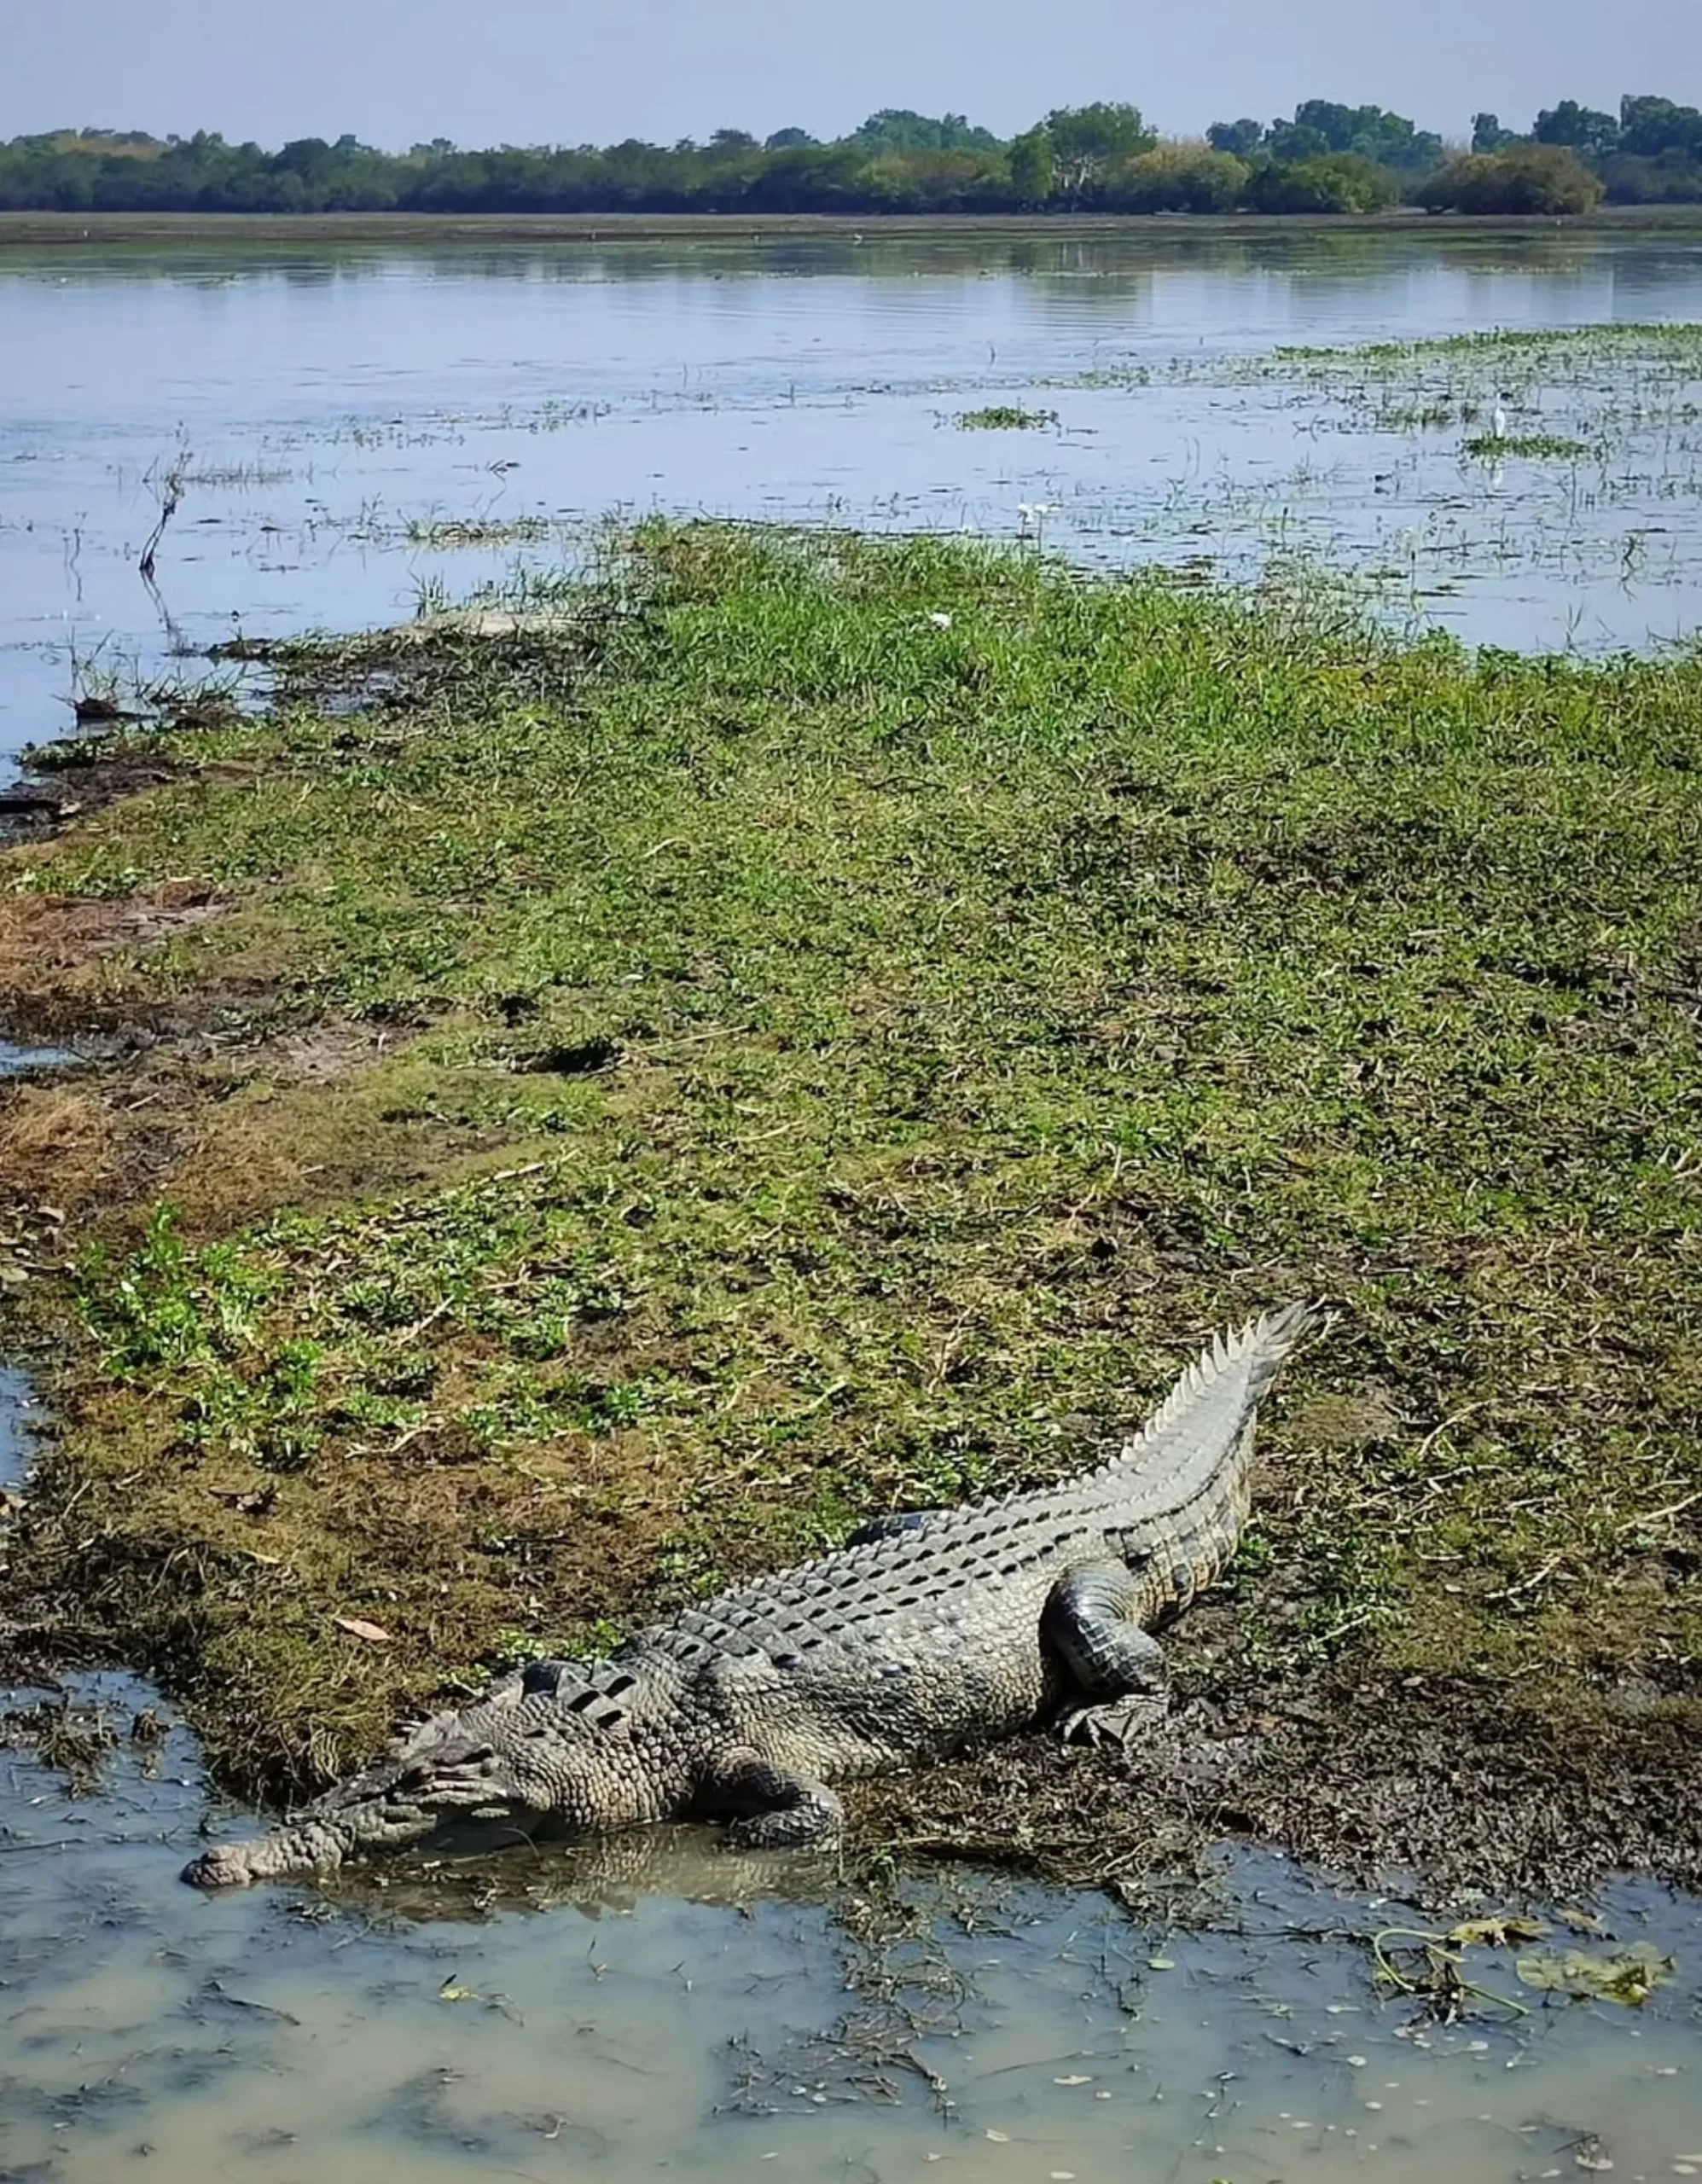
[183,1300,1317,1888]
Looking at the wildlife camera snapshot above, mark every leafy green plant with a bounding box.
[78,1209,276,1375]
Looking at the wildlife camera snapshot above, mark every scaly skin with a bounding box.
[183,1302,1318,1888]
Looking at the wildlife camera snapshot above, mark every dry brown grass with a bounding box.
[0,885,224,1020]
[0,1020,507,1240]
[0,1083,129,1214]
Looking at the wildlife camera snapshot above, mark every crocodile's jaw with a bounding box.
[181,1702,686,1887]
[182,1735,543,1888]
[182,1780,502,1886]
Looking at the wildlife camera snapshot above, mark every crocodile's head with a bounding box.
[182,1724,533,1888]
[182,1682,665,1889]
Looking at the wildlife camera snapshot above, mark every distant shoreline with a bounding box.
[4,204,1702,247]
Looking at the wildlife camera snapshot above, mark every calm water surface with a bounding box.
[3,228,1702,765]
[5,232,1702,2179]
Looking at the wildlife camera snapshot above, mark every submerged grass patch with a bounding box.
[3,521,1700,1821]
[1278,322,1702,366]
[404,516,555,549]
[1463,432,1592,460]
[1049,320,1702,649]
[956,404,1059,430]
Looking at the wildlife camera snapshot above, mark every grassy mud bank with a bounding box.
[3,524,1699,1895]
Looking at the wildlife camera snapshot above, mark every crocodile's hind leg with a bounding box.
[700,1747,845,1850]
[1043,1561,1169,1749]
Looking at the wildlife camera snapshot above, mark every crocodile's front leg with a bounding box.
[700,1747,845,1849]
[1043,1560,1170,1748]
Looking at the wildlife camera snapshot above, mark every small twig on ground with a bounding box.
[1617,1488,1702,1534]
[1485,1554,1565,1602]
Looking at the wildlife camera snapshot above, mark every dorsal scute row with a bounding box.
[684,1316,1274,1622]
[634,1306,1315,1649]
[722,1502,1077,1587]
[1098,1304,1316,1486]
[513,1658,643,1733]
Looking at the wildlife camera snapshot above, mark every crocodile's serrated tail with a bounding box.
[1102,1299,1322,1508]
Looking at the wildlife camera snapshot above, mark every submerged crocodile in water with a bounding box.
[183,1301,1318,1887]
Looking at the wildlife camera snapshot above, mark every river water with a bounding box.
[3,225,1702,770]
[3,227,1702,2180]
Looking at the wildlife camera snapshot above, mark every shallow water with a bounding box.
[0,1041,77,1080]
[3,1654,1702,2184]
[6,232,1702,2178]
[0,1364,37,1488]
[3,227,1702,770]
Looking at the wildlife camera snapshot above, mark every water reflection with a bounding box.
[7,225,1700,289]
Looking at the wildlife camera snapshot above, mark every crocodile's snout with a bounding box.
[181,1814,357,1888]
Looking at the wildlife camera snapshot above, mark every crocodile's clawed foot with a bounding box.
[723,1804,842,1851]
[312,1800,436,1855]
[411,1778,508,1815]
[1057,1693,1168,1751]
[706,1749,845,1850]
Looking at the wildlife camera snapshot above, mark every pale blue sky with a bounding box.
[5,0,1694,149]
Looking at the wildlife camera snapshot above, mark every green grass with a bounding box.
[1463,432,1592,459]
[956,404,1059,430]
[5,520,1701,1798]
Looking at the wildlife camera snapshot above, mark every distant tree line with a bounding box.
[1,95,1698,219]
[1461,95,1702,204]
